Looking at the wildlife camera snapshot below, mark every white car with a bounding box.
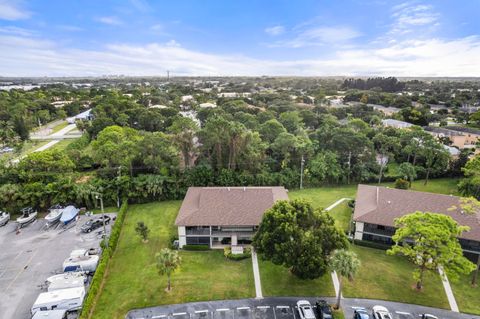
[372,306,393,319]
[297,300,316,319]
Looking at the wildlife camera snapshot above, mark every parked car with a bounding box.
[353,308,370,319]
[80,215,110,233]
[297,300,316,319]
[315,300,332,319]
[372,306,393,319]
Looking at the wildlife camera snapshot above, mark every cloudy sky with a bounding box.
[0,0,479,77]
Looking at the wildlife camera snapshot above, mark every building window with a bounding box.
[186,237,210,245]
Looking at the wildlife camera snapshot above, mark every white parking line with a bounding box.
[216,309,230,312]
[276,306,290,309]
[173,312,187,316]
[396,312,412,315]
[237,307,250,310]
[352,307,366,310]
[257,306,270,309]
[196,310,209,314]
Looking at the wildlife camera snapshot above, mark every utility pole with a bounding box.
[94,193,107,244]
[167,70,170,81]
[117,166,121,208]
[300,155,305,189]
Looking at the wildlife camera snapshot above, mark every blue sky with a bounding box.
[0,0,479,76]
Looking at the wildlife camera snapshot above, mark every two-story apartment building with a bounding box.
[353,185,480,262]
[175,186,289,249]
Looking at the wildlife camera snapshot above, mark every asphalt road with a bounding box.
[126,297,480,319]
[0,213,115,319]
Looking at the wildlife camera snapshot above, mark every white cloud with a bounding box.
[265,25,285,36]
[390,2,440,35]
[268,25,361,48]
[1,32,480,77]
[0,25,35,36]
[0,0,31,20]
[95,16,123,26]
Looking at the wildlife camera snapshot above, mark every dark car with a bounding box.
[353,308,370,319]
[80,215,111,233]
[315,300,333,319]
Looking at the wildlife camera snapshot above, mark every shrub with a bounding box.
[79,200,128,319]
[394,178,409,189]
[224,247,252,260]
[182,244,210,251]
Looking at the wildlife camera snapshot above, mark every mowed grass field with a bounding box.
[93,177,477,318]
[92,201,255,319]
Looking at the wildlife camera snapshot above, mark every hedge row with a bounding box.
[353,239,392,250]
[182,244,210,251]
[79,201,129,319]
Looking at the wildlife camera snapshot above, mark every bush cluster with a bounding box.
[223,247,252,260]
[79,201,128,319]
[182,244,210,251]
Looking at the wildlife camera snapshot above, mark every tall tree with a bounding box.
[388,212,476,290]
[167,117,199,168]
[397,162,417,187]
[156,248,181,292]
[330,249,360,309]
[373,133,400,184]
[253,199,348,279]
[420,139,450,185]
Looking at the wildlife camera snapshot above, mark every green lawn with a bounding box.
[328,202,353,232]
[49,139,77,152]
[289,185,357,209]
[92,201,255,319]
[343,245,450,309]
[51,121,69,133]
[259,258,335,297]
[450,272,480,314]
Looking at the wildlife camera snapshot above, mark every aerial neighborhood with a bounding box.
[1,75,480,319]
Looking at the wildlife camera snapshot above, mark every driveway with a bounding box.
[126,297,480,319]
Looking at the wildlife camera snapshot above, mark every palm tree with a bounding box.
[330,249,360,309]
[156,248,181,292]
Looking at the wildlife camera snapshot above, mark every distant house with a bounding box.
[446,126,480,147]
[199,102,217,108]
[381,119,414,129]
[175,187,288,249]
[181,95,194,102]
[353,185,480,261]
[368,104,400,116]
[424,126,466,149]
[149,104,168,109]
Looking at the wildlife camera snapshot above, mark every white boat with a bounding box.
[45,205,64,224]
[0,211,9,226]
[46,272,87,285]
[59,205,79,225]
[16,207,37,227]
[63,254,99,273]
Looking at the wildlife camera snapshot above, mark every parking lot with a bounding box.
[0,213,116,319]
[126,297,480,319]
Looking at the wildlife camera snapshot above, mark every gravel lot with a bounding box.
[0,213,116,319]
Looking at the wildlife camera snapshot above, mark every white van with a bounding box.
[31,309,67,319]
[31,287,85,315]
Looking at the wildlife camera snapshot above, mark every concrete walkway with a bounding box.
[325,198,352,212]
[438,267,459,312]
[251,248,263,299]
[325,197,351,301]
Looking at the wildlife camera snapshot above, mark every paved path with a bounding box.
[325,198,352,212]
[125,297,480,319]
[325,198,351,302]
[251,248,263,299]
[34,140,60,152]
[438,267,459,312]
[30,123,81,140]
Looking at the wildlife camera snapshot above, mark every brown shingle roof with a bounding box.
[175,187,289,226]
[354,184,480,241]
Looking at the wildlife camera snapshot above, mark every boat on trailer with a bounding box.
[45,204,64,224]
[0,211,9,226]
[59,205,79,225]
[16,207,37,227]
